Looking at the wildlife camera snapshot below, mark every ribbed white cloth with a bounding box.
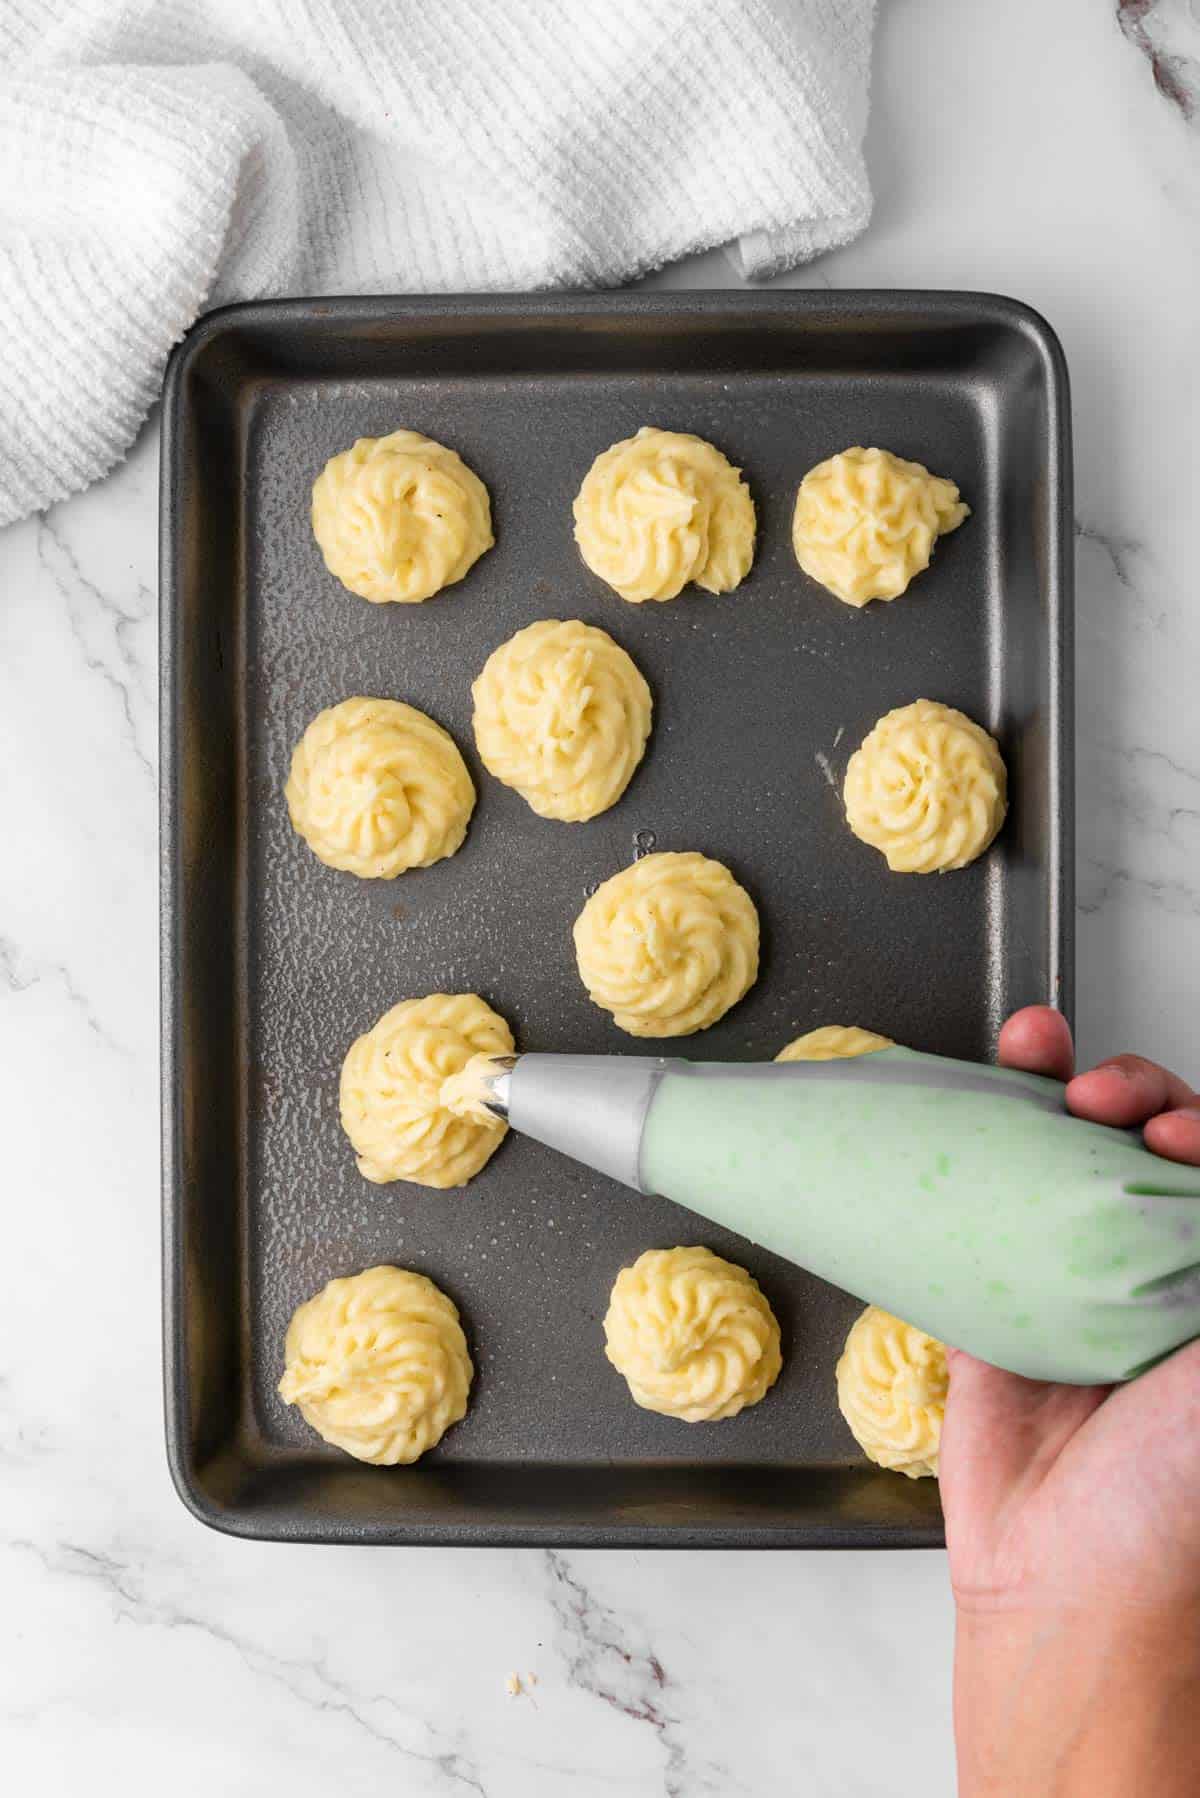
[0,0,875,525]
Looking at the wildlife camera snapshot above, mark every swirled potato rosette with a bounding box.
[776,1024,894,1062]
[792,446,968,607]
[278,1265,472,1464]
[472,619,652,821]
[573,850,759,1037]
[604,1246,782,1422]
[285,697,475,879]
[836,1304,947,1479]
[311,430,493,604]
[339,993,513,1187]
[843,698,1006,873]
[573,426,755,603]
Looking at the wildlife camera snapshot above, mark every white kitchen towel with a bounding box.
[0,0,876,526]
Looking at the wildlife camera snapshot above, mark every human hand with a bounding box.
[942,1006,1200,1796]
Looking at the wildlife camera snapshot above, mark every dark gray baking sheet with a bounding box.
[161,291,1073,1546]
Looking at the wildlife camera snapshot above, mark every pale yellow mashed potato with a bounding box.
[573,850,758,1037]
[285,697,475,879]
[792,446,968,607]
[339,993,513,1188]
[573,426,755,602]
[836,1304,947,1479]
[604,1246,782,1422]
[472,619,651,821]
[843,698,1006,873]
[312,430,493,604]
[279,1265,472,1464]
[776,1025,894,1061]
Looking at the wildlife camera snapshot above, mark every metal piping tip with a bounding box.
[476,1054,517,1119]
[442,1052,519,1123]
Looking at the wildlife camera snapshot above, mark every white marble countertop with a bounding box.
[2,2,1198,1792]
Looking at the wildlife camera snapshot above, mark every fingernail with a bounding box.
[1173,1106,1200,1123]
[1070,1068,1124,1089]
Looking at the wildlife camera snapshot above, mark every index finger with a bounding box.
[996,1006,1074,1081]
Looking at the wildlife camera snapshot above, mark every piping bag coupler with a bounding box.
[471,1047,1200,1385]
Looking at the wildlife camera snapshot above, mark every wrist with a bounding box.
[955,1599,1200,1798]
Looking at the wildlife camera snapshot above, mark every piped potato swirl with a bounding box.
[776,1024,894,1062]
[792,445,968,607]
[472,619,652,821]
[836,1304,947,1479]
[573,850,758,1037]
[339,993,513,1188]
[604,1246,782,1422]
[311,430,493,604]
[842,698,1006,873]
[573,426,755,603]
[279,1265,472,1464]
[285,697,475,879]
